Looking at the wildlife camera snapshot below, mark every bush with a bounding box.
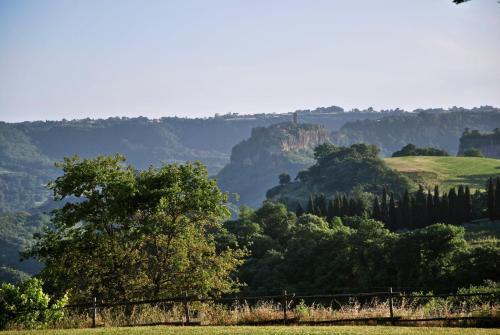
[0,278,67,329]
[392,143,449,157]
[462,148,484,157]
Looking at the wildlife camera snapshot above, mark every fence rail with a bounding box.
[57,288,500,328]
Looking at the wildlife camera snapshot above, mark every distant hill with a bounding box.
[216,122,330,208]
[0,108,402,213]
[384,156,500,191]
[333,106,500,156]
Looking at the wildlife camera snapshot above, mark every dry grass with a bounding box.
[20,297,496,329]
[2,325,500,335]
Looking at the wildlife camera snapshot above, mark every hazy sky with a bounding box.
[1,0,499,122]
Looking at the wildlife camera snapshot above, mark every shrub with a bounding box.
[462,148,484,157]
[0,278,67,329]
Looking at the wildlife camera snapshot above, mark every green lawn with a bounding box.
[2,326,500,335]
[384,156,500,191]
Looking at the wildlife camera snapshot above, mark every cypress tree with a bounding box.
[315,205,323,217]
[341,195,349,216]
[426,190,433,226]
[495,178,500,220]
[355,198,365,216]
[415,185,427,228]
[381,188,389,225]
[402,189,412,229]
[457,185,465,224]
[440,192,449,224]
[372,196,381,221]
[348,198,357,216]
[307,195,314,214]
[396,196,404,230]
[488,178,495,221]
[389,193,397,230]
[433,185,441,222]
[448,188,458,225]
[464,186,472,222]
[296,202,305,217]
[333,194,342,217]
[327,199,335,220]
[315,194,327,217]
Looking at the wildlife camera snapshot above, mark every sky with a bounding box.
[0,0,499,122]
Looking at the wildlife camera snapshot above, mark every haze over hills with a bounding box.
[1,105,500,283]
[0,106,402,213]
[1,105,499,214]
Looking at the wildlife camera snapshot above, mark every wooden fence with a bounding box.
[57,288,500,328]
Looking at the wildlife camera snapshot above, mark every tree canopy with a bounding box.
[27,155,243,302]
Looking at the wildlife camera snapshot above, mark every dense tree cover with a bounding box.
[486,178,500,222]
[222,203,499,294]
[297,193,369,219]
[0,212,46,283]
[391,144,449,157]
[301,143,410,194]
[0,278,66,329]
[217,123,328,207]
[458,128,500,158]
[0,108,395,213]
[267,143,412,206]
[462,148,484,157]
[370,185,478,230]
[295,184,482,231]
[333,107,500,156]
[26,155,243,302]
[0,123,57,213]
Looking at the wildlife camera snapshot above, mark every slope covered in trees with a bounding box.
[0,107,400,214]
[221,203,499,294]
[266,143,412,208]
[216,123,330,208]
[332,106,500,156]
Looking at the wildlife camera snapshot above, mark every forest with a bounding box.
[13,152,499,302]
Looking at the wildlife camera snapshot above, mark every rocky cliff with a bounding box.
[216,122,330,208]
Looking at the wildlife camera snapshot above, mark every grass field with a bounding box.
[384,156,500,191]
[3,326,500,335]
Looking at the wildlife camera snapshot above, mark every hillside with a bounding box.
[216,122,330,208]
[384,156,500,191]
[0,107,402,214]
[266,143,412,208]
[333,106,500,156]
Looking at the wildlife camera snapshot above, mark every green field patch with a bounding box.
[385,156,500,191]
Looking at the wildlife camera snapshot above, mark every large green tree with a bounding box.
[27,155,243,302]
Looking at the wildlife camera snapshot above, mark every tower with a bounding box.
[293,111,298,124]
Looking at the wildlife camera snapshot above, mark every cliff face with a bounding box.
[216,122,330,207]
[230,123,329,164]
[458,130,500,158]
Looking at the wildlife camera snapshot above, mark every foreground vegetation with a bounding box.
[2,151,498,330]
[2,325,500,335]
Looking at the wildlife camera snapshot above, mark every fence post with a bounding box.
[183,292,190,325]
[283,290,288,325]
[388,287,394,323]
[92,296,97,328]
